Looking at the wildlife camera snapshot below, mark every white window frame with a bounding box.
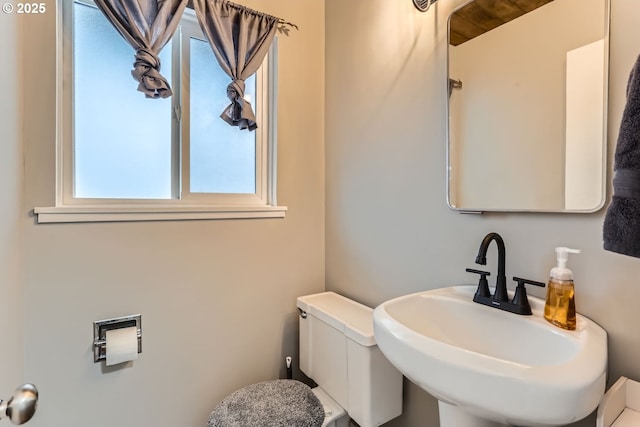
[34,0,286,223]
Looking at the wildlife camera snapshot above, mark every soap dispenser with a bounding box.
[544,247,581,330]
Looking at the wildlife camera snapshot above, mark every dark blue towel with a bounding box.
[603,54,640,258]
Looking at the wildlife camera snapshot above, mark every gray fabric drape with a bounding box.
[193,0,279,131]
[94,0,188,98]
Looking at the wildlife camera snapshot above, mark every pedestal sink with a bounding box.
[373,286,607,427]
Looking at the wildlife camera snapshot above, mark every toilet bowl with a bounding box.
[208,292,402,427]
[311,386,349,427]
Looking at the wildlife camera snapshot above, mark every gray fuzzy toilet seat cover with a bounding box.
[208,379,325,427]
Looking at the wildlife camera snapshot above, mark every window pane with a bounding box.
[189,37,256,194]
[73,2,172,199]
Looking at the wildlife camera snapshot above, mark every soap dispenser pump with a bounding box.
[544,247,581,330]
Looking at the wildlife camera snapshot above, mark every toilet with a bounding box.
[208,291,403,427]
[297,291,403,427]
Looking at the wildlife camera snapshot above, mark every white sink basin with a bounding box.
[373,286,607,427]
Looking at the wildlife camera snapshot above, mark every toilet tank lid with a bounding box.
[297,292,376,347]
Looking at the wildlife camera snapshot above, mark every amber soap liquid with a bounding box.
[543,280,576,330]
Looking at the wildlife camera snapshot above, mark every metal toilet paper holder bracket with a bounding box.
[93,314,142,363]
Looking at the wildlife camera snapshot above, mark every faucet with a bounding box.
[466,232,545,315]
[475,232,508,302]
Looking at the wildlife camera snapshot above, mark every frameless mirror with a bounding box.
[447,0,609,212]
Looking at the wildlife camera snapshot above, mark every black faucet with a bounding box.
[466,232,545,315]
[475,232,508,302]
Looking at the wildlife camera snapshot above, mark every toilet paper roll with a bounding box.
[105,326,139,366]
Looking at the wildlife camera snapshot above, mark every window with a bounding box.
[35,0,285,223]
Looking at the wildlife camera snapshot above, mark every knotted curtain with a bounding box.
[94,0,188,98]
[193,0,279,130]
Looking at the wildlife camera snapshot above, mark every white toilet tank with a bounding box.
[297,292,403,427]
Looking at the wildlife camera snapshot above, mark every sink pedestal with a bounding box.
[438,402,508,427]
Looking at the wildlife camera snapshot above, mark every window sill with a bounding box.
[33,205,288,223]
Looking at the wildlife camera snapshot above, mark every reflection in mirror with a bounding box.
[447,0,609,212]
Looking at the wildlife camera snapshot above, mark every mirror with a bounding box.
[447,0,609,212]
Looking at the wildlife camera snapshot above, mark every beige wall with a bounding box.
[326,0,640,427]
[0,8,24,391]
[20,1,324,426]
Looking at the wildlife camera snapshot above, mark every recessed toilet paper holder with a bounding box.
[93,314,142,363]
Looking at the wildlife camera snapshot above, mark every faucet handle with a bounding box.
[466,268,491,298]
[511,277,546,315]
[513,277,545,288]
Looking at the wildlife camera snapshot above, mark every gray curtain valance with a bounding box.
[94,0,188,98]
[193,0,279,131]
